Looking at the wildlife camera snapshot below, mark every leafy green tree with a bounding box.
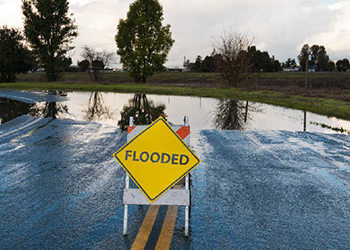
[336,60,343,72]
[317,46,329,71]
[246,46,280,72]
[342,59,350,71]
[191,55,203,72]
[310,45,320,67]
[62,57,72,71]
[22,0,78,81]
[115,0,174,83]
[284,58,296,67]
[202,55,217,72]
[298,44,311,71]
[272,58,282,72]
[299,44,329,71]
[78,60,90,72]
[0,26,33,82]
[183,59,191,70]
[327,61,335,72]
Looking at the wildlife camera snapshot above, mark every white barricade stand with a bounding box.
[123,116,191,237]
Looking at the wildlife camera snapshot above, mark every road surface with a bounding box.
[1,115,350,249]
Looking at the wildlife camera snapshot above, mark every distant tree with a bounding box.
[317,46,329,71]
[0,26,33,82]
[190,55,203,72]
[116,0,174,83]
[298,44,329,71]
[80,45,115,82]
[202,55,217,72]
[327,61,335,72]
[260,52,274,72]
[214,31,254,86]
[310,45,320,67]
[22,0,78,81]
[62,57,73,71]
[284,58,296,67]
[298,44,311,72]
[342,59,350,72]
[336,60,343,72]
[183,59,191,70]
[246,46,280,72]
[272,58,282,72]
[78,60,90,72]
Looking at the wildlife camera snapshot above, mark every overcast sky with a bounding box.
[0,0,349,67]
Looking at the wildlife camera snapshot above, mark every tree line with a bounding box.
[0,0,349,85]
[184,45,281,73]
[297,44,349,72]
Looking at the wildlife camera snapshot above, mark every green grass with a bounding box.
[1,81,350,121]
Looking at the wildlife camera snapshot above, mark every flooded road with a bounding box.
[1,115,350,249]
[1,90,350,249]
[1,90,350,133]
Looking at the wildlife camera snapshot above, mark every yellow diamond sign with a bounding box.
[113,117,201,203]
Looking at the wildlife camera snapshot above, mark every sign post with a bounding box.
[113,116,201,236]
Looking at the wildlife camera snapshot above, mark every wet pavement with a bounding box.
[1,114,350,249]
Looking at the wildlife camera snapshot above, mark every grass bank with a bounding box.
[1,81,350,121]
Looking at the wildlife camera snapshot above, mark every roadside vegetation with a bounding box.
[1,71,350,121]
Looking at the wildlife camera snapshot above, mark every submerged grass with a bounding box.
[1,81,350,121]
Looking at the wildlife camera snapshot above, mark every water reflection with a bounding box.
[34,102,69,119]
[0,98,37,125]
[214,99,261,130]
[0,98,68,125]
[2,91,350,134]
[83,92,113,122]
[118,94,167,131]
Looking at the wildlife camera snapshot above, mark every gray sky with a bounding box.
[0,0,349,67]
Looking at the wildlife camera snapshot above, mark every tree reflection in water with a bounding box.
[0,98,68,125]
[214,99,261,130]
[32,102,69,119]
[118,94,166,131]
[83,92,113,122]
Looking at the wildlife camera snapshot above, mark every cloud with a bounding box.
[300,1,350,61]
[0,0,348,67]
[0,0,23,27]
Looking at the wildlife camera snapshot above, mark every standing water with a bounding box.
[0,90,349,134]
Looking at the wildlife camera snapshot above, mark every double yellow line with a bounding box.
[130,204,179,250]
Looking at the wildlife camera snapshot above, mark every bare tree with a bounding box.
[213,99,262,130]
[80,45,116,82]
[214,31,254,87]
[83,92,113,121]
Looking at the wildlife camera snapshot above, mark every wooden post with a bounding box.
[305,58,309,89]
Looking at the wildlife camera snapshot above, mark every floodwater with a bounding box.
[0,90,350,134]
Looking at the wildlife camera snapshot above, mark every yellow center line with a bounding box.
[154,205,179,250]
[130,205,160,250]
